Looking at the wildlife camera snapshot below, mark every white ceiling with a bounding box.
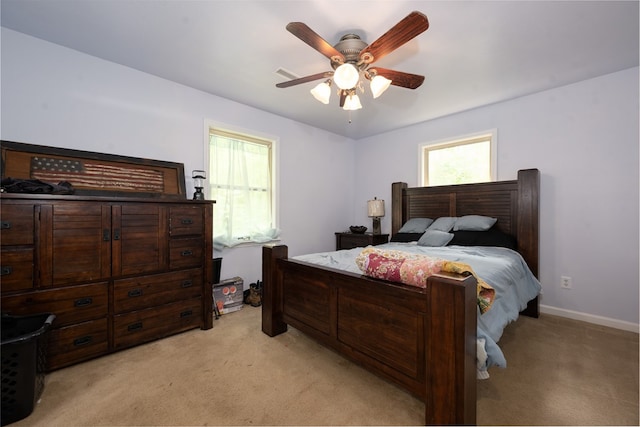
[1,0,638,139]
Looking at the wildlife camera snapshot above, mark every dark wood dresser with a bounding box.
[0,194,214,371]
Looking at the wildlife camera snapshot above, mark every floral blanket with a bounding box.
[355,247,495,314]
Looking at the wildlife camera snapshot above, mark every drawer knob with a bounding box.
[0,266,13,276]
[181,280,193,288]
[1,221,11,230]
[73,336,93,347]
[127,289,143,298]
[180,310,193,318]
[127,322,143,332]
[180,250,193,257]
[74,297,93,307]
[180,218,193,225]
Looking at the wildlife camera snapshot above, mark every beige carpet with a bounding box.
[10,306,639,426]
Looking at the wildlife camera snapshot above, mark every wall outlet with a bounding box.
[561,276,572,289]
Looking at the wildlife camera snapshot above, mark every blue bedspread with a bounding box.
[293,242,541,371]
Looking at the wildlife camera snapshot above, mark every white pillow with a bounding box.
[398,218,434,233]
[426,217,457,232]
[453,215,497,231]
[417,230,454,247]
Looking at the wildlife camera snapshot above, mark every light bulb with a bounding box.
[333,64,359,90]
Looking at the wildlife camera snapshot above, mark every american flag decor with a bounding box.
[30,156,165,192]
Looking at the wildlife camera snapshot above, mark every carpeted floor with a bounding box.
[10,306,639,426]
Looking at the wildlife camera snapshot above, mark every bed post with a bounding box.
[262,244,288,337]
[517,168,540,318]
[424,274,477,425]
[392,182,407,236]
[516,169,540,277]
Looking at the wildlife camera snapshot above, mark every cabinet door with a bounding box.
[111,204,168,277]
[40,203,111,286]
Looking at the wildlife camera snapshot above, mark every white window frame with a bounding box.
[203,120,279,248]
[418,129,497,186]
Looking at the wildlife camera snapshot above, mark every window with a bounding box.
[207,126,279,249]
[420,131,496,186]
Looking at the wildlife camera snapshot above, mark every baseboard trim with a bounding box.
[540,304,639,333]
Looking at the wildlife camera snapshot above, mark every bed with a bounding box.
[261,169,540,425]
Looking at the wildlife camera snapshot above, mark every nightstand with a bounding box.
[335,232,389,250]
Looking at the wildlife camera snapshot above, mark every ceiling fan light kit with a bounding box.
[276,11,429,113]
[333,63,360,90]
[343,93,362,111]
[370,74,392,99]
[310,80,332,104]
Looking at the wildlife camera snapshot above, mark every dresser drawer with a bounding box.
[0,247,34,292]
[113,268,203,314]
[47,318,109,370]
[335,233,389,250]
[338,235,369,249]
[169,238,203,269]
[1,283,108,327]
[0,204,35,245]
[113,298,202,350]
[169,206,204,237]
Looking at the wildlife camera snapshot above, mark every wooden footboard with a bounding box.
[262,244,477,426]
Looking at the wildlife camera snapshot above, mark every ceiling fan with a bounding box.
[276,11,429,110]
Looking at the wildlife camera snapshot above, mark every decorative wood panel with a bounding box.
[1,140,186,198]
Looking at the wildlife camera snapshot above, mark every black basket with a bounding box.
[1,313,56,426]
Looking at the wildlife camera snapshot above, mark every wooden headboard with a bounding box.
[391,169,540,277]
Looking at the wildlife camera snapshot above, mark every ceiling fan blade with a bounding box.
[276,71,332,88]
[370,67,425,89]
[286,22,345,62]
[360,11,429,63]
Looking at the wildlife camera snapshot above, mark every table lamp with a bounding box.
[367,197,385,235]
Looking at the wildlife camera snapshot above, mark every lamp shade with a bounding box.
[333,63,360,90]
[370,75,392,98]
[310,81,331,104]
[343,94,362,111]
[367,198,385,217]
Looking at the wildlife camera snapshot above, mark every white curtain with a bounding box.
[209,132,279,250]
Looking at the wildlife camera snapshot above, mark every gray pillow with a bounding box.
[398,218,434,233]
[453,215,497,231]
[426,217,457,232]
[417,230,454,247]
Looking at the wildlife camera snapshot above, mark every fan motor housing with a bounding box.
[332,34,367,68]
